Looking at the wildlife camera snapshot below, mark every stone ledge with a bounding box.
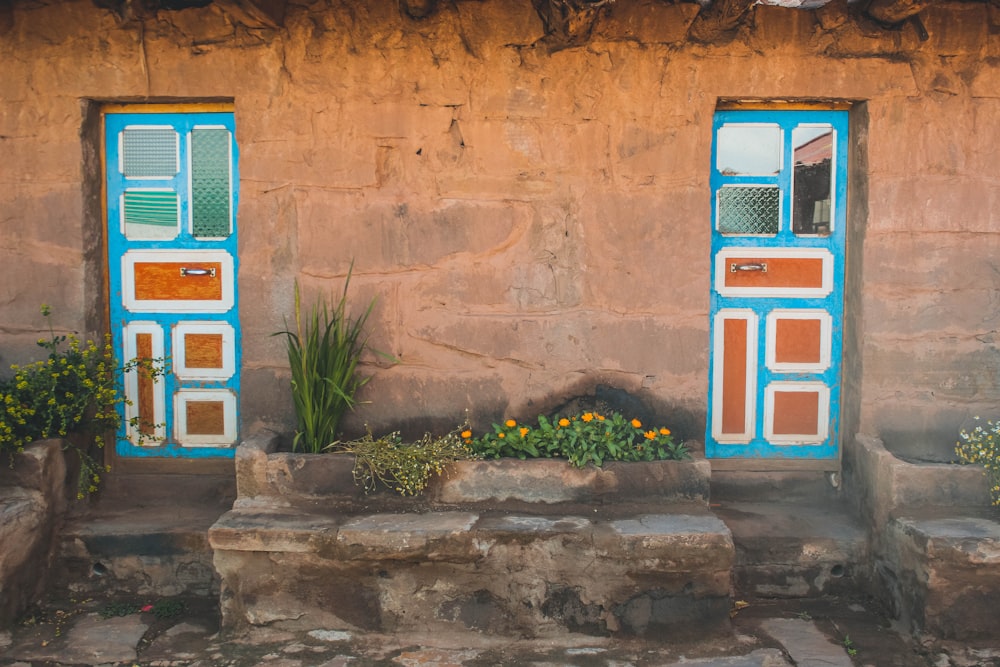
[879,511,1000,640]
[209,507,734,638]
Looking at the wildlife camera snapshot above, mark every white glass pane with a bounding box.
[716,124,782,176]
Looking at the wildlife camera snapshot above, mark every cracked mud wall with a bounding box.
[2,0,1000,457]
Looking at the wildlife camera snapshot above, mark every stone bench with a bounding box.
[209,431,734,638]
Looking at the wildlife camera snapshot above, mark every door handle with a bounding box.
[730,262,767,273]
[180,267,216,277]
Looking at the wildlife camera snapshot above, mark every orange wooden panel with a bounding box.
[772,391,820,436]
[774,318,822,364]
[724,256,824,289]
[136,333,156,437]
[133,262,223,301]
[184,333,224,369]
[721,318,748,435]
[186,401,227,436]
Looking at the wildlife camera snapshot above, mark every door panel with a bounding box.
[106,110,239,458]
[707,110,847,461]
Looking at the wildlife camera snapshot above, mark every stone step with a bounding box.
[209,507,735,639]
[714,501,869,598]
[55,504,225,598]
[876,508,1000,642]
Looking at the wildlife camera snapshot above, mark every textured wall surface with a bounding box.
[2,0,999,459]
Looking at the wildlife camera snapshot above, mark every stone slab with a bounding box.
[760,618,853,667]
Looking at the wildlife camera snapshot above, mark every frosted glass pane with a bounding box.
[716,124,782,176]
[122,127,178,178]
[191,129,231,238]
[123,190,179,240]
[718,186,779,235]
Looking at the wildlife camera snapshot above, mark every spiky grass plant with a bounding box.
[275,265,389,453]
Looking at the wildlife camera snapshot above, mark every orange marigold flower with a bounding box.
[505,419,517,428]
[461,430,472,439]
[631,418,642,429]
[519,427,529,437]
[597,414,605,421]
[498,432,506,438]
[558,418,570,427]
[659,427,671,436]
[582,413,594,422]
[644,431,656,440]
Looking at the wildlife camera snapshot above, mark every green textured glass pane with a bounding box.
[191,129,232,238]
[122,128,178,178]
[123,190,179,240]
[718,186,780,235]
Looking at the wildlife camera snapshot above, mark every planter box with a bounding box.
[233,430,711,511]
[0,440,68,626]
[211,431,732,638]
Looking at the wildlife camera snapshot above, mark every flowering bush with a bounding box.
[0,306,162,497]
[956,418,1000,506]
[467,411,688,467]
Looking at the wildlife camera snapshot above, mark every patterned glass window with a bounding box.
[717,186,779,235]
[191,128,232,238]
[123,189,179,240]
[122,127,178,178]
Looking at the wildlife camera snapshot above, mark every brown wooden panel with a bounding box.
[136,333,155,437]
[774,318,822,364]
[186,401,227,436]
[724,256,824,289]
[184,333,224,369]
[133,262,223,301]
[772,391,820,436]
[721,318,748,435]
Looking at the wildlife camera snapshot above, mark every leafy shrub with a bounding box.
[467,411,689,467]
[956,418,1000,506]
[0,306,162,497]
[330,427,472,496]
[275,265,393,453]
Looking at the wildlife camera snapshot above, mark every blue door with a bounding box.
[105,107,240,459]
[706,109,848,462]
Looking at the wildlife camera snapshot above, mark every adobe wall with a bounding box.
[1,0,998,459]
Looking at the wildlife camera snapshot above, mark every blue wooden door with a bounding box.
[706,109,848,462]
[105,108,240,459]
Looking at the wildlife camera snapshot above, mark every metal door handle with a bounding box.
[730,262,767,273]
[180,267,216,277]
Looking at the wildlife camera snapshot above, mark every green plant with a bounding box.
[956,417,1000,506]
[329,426,472,496]
[468,411,689,467]
[0,306,164,497]
[150,598,186,619]
[274,265,393,453]
[842,635,857,657]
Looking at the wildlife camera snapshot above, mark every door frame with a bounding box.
[705,105,852,471]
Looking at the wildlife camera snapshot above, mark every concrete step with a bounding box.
[714,501,869,598]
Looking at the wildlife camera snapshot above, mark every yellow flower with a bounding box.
[498,432,505,438]
[519,427,529,438]
[558,418,570,427]
[505,419,517,428]
[631,418,642,428]
[582,413,594,422]
[644,431,656,440]
[461,430,472,439]
[597,414,605,421]
[659,427,671,436]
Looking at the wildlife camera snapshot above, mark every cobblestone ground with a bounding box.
[2,594,999,667]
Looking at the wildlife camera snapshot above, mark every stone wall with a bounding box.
[2,0,999,459]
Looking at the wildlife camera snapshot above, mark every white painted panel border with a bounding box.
[122,249,234,313]
[174,389,237,447]
[763,381,830,445]
[765,309,832,373]
[714,247,834,299]
[122,322,166,446]
[711,309,758,445]
[172,321,235,380]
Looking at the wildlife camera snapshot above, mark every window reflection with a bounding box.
[716,124,782,176]
[792,125,834,236]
